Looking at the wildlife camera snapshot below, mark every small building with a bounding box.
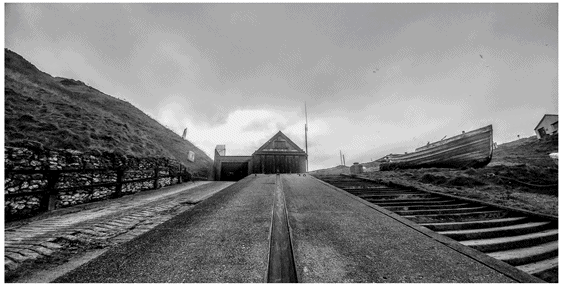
[350,162,363,175]
[534,114,558,139]
[212,145,252,181]
[213,131,307,181]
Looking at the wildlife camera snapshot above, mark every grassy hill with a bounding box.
[4,49,212,177]
[490,135,558,168]
[308,165,350,175]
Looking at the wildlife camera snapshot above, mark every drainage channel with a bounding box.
[267,174,298,283]
[313,174,558,283]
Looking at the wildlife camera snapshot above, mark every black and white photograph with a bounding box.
[4,2,558,283]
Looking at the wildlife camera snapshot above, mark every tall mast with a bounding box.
[305,102,308,172]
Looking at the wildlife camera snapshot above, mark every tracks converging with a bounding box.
[313,174,558,283]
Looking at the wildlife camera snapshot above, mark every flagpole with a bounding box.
[305,102,308,172]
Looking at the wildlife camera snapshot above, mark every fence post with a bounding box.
[41,170,61,212]
[114,168,124,198]
[153,167,160,189]
[178,164,183,184]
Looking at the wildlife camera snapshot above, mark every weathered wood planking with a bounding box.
[380,125,493,170]
[252,154,306,174]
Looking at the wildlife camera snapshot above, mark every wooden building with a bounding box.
[213,131,307,181]
[251,131,307,174]
[534,114,558,139]
[212,145,252,181]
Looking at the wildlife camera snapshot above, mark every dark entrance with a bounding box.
[220,162,249,181]
[252,154,306,174]
[538,127,547,138]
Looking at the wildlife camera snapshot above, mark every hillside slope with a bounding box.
[4,49,212,177]
[490,135,558,167]
[309,165,350,175]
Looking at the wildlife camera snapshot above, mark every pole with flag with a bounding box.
[305,102,308,172]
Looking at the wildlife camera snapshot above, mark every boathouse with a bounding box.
[534,114,558,139]
[213,131,307,181]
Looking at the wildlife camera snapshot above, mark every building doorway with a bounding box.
[538,127,547,138]
[220,162,249,181]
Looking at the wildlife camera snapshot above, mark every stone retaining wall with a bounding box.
[5,143,191,220]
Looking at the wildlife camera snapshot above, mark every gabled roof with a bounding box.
[534,114,558,130]
[253,131,306,154]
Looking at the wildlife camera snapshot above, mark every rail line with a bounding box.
[313,174,558,283]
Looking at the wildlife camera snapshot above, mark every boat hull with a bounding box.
[380,125,493,171]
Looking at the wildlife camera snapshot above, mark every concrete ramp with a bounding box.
[53,174,539,283]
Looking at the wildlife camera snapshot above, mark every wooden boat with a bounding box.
[380,125,493,171]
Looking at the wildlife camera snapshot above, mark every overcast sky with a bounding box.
[5,3,558,171]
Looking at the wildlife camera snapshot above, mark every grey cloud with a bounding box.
[310,153,339,165]
[241,119,271,133]
[5,3,557,170]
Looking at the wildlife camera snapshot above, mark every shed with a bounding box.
[213,145,252,181]
[213,131,307,181]
[217,156,252,181]
[534,114,558,139]
[251,131,307,174]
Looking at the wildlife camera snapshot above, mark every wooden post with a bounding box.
[153,167,160,189]
[41,170,61,212]
[114,168,124,198]
[178,164,183,184]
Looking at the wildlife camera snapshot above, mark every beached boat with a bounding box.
[380,125,493,171]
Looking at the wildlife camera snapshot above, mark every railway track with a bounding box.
[313,174,558,283]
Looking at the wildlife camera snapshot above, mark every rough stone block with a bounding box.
[38,242,63,249]
[29,245,55,256]
[10,248,43,261]
[59,234,79,242]
[4,257,19,270]
[4,251,29,263]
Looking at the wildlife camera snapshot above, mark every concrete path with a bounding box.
[283,175,515,283]
[51,174,534,283]
[6,181,211,233]
[5,181,233,282]
[54,174,275,283]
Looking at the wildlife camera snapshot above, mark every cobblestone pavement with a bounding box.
[4,181,234,282]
